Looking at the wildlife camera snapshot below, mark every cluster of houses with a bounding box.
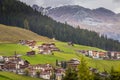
[0,54,66,80]
[0,54,80,80]
[27,64,65,80]
[0,53,110,80]
[56,58,80,69]
[19,42,60,56]
[37,43,60,55]
[5,40,112,79]
[57,58,109,78]
[27,64,53,79]
[25,58,80,80]
[65,58,80,69]
[78,50,120,60]
[0,54,30,74]
[89,67,109,77]
[19,40,36,49]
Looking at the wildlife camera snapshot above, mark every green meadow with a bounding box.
[0,41,120,72]
[0,71,41,80]
[0,43,30,56]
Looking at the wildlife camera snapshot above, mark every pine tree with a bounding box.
[63,68,78,80]
[78,57,94,80]
[56,59,59,66]
[24,19,29,30]
[110,66,120,80]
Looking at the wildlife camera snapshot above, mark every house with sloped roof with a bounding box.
[27,64,53,79]
[38,43,60,55]
[66,58,80,68]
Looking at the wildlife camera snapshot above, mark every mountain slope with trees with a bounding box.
[34,5,120,42]
[0,0,120,51]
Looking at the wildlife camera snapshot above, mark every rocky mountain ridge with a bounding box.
[32,5,120,41]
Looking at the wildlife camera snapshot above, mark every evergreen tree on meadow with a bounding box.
[110,66,120,80]
[63,68,78,80]
[78,57,94,80]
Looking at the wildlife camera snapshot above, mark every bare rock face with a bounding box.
[32,5,120,41]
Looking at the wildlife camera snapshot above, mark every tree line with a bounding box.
[0,0,120,51]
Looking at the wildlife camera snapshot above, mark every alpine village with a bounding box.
[0,0,120,80]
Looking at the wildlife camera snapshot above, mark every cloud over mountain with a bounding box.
[20,0,120,13]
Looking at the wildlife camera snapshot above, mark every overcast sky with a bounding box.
[20,0,120,13]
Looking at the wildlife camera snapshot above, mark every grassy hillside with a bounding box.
[0,41,119,72]
[0,24,52,43]
[0,71,41,80]
[0,43,30,56]
[0,25,119,72]
[22,42,120,72]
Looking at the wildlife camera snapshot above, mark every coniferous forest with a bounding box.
[0,0,120,51]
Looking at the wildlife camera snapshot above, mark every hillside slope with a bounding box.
[0,41,120,72]
[0,24,52,43]
[0,71,41,80]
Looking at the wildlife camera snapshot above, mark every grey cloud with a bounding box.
[20,0,36,5]
[40,0,73,7]
[20,0,120,13]
[113,0,120,2]
[20,0,74,7]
